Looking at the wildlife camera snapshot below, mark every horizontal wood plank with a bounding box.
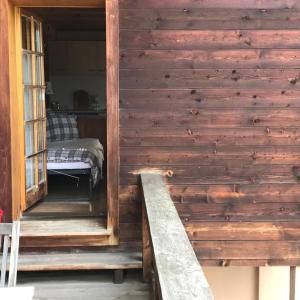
[120,89,300,109]
[121,30,300,50]
[176,202,300,221]
[120,109,300,128]
[120,9,300,30]
[120,69,300,89]
[120,0,300,9]
[120,164,300,185]
[16,250,142,271]
[121,146,300,166]
[120,183,300,204]
[185,221,300,241]
[193,241,300,260]
[121,49,300,69]
[120,127,300,146]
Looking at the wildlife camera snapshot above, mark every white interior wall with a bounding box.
[203,266,300,300]
[49,73,106,110]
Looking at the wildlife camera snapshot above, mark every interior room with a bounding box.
[22,8,107,219]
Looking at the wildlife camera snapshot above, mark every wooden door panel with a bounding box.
[21,12,47,210]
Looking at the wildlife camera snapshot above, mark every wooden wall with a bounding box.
[119,0,300,265]
[0,0,12,222]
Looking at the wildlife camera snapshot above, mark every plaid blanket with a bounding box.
[47,138,104,185]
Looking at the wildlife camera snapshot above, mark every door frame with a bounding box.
[4,0,119,245]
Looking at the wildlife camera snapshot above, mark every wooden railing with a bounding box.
[141,173,214,300]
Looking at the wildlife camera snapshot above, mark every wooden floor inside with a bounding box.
[23,174,106,218]
[17,270,151,300]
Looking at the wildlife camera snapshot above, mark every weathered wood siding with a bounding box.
[119,0,300,264]
[0,0,12,222]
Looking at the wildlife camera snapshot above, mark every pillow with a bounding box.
[47,113,79,141]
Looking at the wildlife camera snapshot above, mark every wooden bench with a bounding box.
[141,173,213,300]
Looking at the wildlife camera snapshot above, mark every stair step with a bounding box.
[17,250,142,271]
[20,217,109,237]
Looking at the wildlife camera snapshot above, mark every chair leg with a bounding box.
[114,269,124,284]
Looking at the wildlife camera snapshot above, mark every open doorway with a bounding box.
[21,8,107,219]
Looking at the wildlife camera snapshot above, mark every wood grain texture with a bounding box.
[141,173,213,300]
[120,9,300,30]
[120,0,300,9]
[0,0,12,222]
[120,30,300,50]
[119,3,300,265]
[106,0,120,244]
[16,250,142,271]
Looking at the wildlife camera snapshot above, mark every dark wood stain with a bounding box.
[119,1,300,264]
[0,0,12,222]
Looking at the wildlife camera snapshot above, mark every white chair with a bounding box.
[0,221,20,287]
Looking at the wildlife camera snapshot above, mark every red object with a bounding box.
[0,209,3,223]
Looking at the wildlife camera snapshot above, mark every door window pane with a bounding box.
[35,55,42,86]
[26,157,35,190]
[25,122,35,156]
[38,153,45,184]
[34,21,41,52]
[24,88,34,121]
[22,16,32,50]
[37,88,45,118]
[22,53,32,85]
[38,121,45,151]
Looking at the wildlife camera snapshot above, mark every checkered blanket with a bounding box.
[47,138,104,185]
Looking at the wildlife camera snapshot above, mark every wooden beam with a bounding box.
[106,0,120,244]
[10,0,105,7]
[141,173,213,300]
[142,199,152,283]
[0,0,12,222]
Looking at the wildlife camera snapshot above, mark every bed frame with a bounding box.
[47,168,93,200]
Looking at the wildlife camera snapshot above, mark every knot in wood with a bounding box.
[288,77,298,85]
[166,170,174,178]
[292,166,300,179]
[251,117,260,124]
[187,129,193,136]
[189,108,199,115]
[241,15,251,21]
[251,152,257,160]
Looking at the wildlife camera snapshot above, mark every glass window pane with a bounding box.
[38,153,45,184]
[22,16,31,50]
[37,88,45,118]
[38,121,45,151]
[22,53,32,85]
[34,21,41,52]
[25,122,35,156]
[35,55,42,86]
[24,88,34,121]
[26,157,35,190]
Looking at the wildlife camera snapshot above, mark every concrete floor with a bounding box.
[17,270,151,300]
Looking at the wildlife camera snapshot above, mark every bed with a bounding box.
[46,111,104,199]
